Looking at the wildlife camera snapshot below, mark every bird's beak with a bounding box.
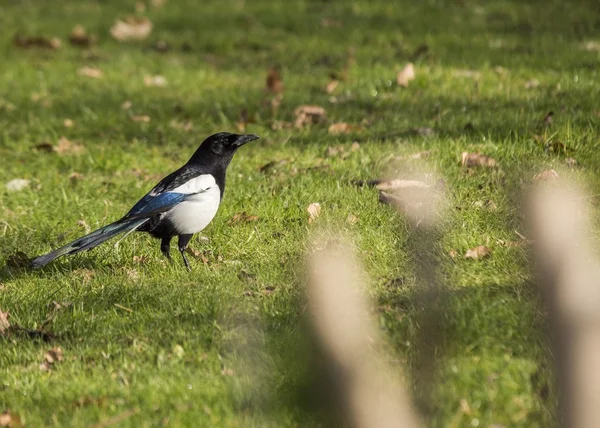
[235,134,260,147]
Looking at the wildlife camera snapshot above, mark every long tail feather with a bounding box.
[31,218,149,268]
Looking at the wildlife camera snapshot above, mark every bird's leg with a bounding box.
[178,234,194,271]
[161,236,172,261]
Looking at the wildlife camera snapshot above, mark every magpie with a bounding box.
[31,132,259,270]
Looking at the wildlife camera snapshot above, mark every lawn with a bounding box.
[1,0,600,426]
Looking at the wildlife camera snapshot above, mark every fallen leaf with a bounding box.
[131,115,150,123]
[374,179,430,191]
[0,410,21,427]
[565,157,577,167]
[78,66,103,79]
[325,80,339,93]
[0,309,9,334]
[328,122,353,135]
[464,246,491,259]
[582,40,600,52]
[543,111,554,126]
[63,118,74,128]
[143,75,167,87]
[74,268,95,282]
[449,249,459,258]
[69,172,84,182]
[294,105,326,128]
[533,169,559,181]
[266,66,284,94]
[55,136,84,155]
[77,219,91,234]
[461,152,497,168]
[307,203,322,223]
[346,213,359,225]
[227,212,259,225]
[524,79,539,89]
[110,17,153,41]
[221,367,234,376]
[121,100,133,110]
[6,179,30,192]
[50,301,72,311]
[126,269,140,281]
[351,142,360,151]
[133,255,149,264]
[169,119,193,131]
[460,399,472,415]
[396,63,415,87]
[14,34,61,49]
[69,25,95,47]
[40,346,64,371]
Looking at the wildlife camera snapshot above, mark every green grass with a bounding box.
[1,0,600,425]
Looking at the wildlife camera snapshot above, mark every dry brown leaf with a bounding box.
[6,179,30,192]
[55,136,84,155]
[524,79,540,89]
[325,80,339,94]
[50,301,72,311]
[143,75,167,87]
[396,63,415,87]
[63,118,74,128]
[294,105,326,128]
[110,17,153,41]
[169,119,193,131]
[461,152,497,168]
[133,255,149,264]
[543,111,554,126]
[346,213,359,225]
[328,122,353,135]
[583,41,600,52]
[40,346,63,371]
[74,268,95,282]
[0,309,9,334]
[533,169,559,181]
[78,66,103,79]
[69,25,95,47]
[0,410,21,427]
[69,172,84,182]
[14,34,61,50]
[121,100,133,110]
[126,268,140,281]
[266,66,284,94]
[307,203,322,223]
[131,115,150,123]
[77,219,91,234]
[227,212,259,225]
[375,179,430,191]
[464,246,491,259]
[449,249,459,258]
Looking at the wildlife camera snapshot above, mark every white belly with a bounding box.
[164,186,221,234]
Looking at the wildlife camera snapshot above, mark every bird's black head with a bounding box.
[188,132,259,166]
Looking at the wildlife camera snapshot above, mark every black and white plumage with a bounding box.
[31,132,259,270]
